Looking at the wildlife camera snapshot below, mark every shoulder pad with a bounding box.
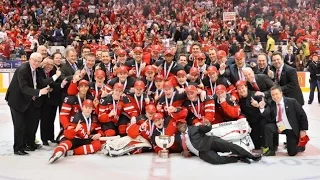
[63,96,77,104]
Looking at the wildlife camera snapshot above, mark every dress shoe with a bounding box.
[239,157,251,164]
[308,101,312,104]
[299,146,306,152]
[30,143,42,150]
[49,139,58,144]
[43,141,49,146]
[263,149,276,156]
[14,150,29,156]
[251,154,262,162]
[24,145,35,151]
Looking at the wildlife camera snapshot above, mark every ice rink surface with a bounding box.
[0,93,320,180]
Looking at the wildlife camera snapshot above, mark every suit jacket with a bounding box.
[58,61,78,93]
[254,65,271,75]
[239,91,268,124]
[44,66,62,106]
[284,54,296,67]
[262,97,308,137]
[5,62,54,112]
[247,74,275,98]
[187,125,213,151]
[226,63,250,85]
[272,64,304,105]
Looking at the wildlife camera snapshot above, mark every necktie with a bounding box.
[72,64,78,71]
[276,69,280,83]
[277,104,283,133]
[46,72,50,78]
[105,64,110,78]
[32,70,37,89]
[239,68,244,80]
[251,82,260,91]
[181,133,188,152]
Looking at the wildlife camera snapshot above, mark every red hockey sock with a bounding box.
[118,124,127,135]
[104,129,116,137]
[73,140,102,155]
[54,140,72,154]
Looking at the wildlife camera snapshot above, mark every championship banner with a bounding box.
[223,12,236,21]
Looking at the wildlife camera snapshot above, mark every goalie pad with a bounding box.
[206,118,251,141]
[206,118,255,152]
[102,135,152,157]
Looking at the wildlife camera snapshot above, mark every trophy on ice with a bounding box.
[155,135,175,158]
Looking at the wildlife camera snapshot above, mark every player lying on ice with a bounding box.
[49,99,103,163]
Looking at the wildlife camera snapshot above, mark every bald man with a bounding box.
[242,67,275,99]
[37,45,48,59]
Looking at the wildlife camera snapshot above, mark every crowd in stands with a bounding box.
[0,0,320,71]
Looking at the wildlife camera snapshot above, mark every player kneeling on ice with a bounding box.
[176,119,262,164]
[49,100,103,164]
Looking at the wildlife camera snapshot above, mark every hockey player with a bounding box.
[141,65,157,95]
[214,85,243,124]
[125,47,147,79]
[49,100,103,164]
[99,83,139,136]
[127,104,158,141]
[157,81,186,117]
[183,85,215,125]
[153,74,165,102]
[67,69,106,100]
[150,111,187,154]
[60,79,95,130]
[202,66,238,99]
[127,80,154,115]
[105,66,136,94]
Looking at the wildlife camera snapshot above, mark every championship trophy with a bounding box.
[155,135,175,158]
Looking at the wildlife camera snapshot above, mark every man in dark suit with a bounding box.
[236,80,269,149]
[176,120,262,165]
[95,50,114,83]
[40,57,62,145]
[5,53,60,155]
[255,53,274,79]
[80,53,96,83]
[226,51,249,84]
[58,47,79,108]
[262,86,308,156]
[243,67,275,99]
[284,49,296,68]
[271,51,304,106]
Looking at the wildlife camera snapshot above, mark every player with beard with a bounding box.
[213,85,243,124]
[183,85,215,126]
[188,67,202,85]
[99,83,139,137]
[105,66,136,94]
[49,100,103,164]
[127,80,154,115]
